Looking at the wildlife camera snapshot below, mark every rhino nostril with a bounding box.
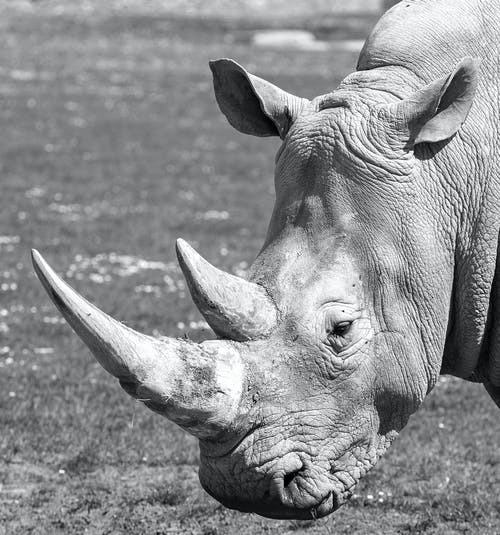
[276,453,305,498]
[283,468,302,488]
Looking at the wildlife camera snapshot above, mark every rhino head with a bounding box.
[33,56,480,519]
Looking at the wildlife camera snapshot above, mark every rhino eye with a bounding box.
[330,321,352,337]
[326,321,353,350]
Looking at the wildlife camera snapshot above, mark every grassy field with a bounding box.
[0,4,499,534]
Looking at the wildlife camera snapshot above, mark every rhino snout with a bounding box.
[200,452,345,520]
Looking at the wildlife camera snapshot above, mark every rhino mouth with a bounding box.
[279,457,369,519]
[200,441,375,520]
[275,469,346,520]
[310,490,343,520]
[269,458,372,519]
[214,468,350,520]
[228,493,342,520]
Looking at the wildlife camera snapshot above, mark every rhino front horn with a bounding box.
[176,239,277,341]
[31,250,244,440]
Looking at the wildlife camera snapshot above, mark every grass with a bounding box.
[0,3,499,534]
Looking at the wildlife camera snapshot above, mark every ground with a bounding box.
[0,2,499,534]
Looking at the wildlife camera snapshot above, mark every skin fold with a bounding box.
[33,0,500,520]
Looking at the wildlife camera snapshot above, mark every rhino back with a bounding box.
[359,0,499,80]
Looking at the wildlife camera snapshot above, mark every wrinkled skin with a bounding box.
[34,0,500,520]
[198,0,500,517]
[199,87,446,518]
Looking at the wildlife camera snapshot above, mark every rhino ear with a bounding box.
[209,58,308,139]
[392,57,481,147]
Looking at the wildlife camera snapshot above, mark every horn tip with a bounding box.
[175,237,187,252]
[31,248,42,264]
[176,238,196,266]
[31,250,64,303]
[31,248,49,281]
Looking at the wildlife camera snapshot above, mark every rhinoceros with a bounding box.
[32,0,499,520]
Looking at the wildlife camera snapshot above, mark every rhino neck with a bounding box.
[420,83,499,384]
[332,69,496,388]
[340,58,500,388]
[441,205,500,383]
[355,0,499,383]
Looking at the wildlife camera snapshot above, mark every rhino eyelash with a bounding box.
[326,322,354,352]
[327,321,352,339]
[330,321,352,337]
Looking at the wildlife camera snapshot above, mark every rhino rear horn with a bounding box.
[176,239,277,341]
[31,250,244,440]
